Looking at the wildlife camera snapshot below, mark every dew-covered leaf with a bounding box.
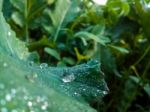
[0,12,108,111]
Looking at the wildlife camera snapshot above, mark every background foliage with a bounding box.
[1,0,150,111]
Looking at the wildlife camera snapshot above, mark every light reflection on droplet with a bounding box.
[103,91,108,95]
[3,62,8,67]
[8,32,11,36]
[27,101,33,107]
[5,94,12,101]
[62,74,75,83]
[24,96,28,100]
[40,63,48,69]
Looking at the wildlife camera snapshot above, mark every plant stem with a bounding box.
[134,45,150,66]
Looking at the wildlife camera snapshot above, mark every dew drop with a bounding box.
[3,62,8,67]
[11,109,18,112]
[5,94,12,101]
[0,99,6,105]
[25,73,38,83]
[27,101,33,107]
[83,88,86,91]
[62,74,75,83]
[36,96,41,103]
[24,95,28,100]
[103,91,108,95]
[11,88,16,95]
[41,102,48,110]
[40,63,48,69]
[74,92,78,95]
[8,32,11,36]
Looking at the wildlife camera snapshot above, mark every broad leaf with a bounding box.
[0,12,108,111]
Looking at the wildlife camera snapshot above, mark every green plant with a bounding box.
[0,10,108,111]
[1,0,150,111]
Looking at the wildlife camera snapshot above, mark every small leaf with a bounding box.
[108,45,129,54]
[44,47,61,60]
[74,31,110,46]
[11,11,24,27]
[144,84,150,96]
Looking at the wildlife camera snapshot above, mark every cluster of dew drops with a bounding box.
[0,83,50,112]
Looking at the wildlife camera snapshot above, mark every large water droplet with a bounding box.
[62,74,75,83]
[40,63,48,69]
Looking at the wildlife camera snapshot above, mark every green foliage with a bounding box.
[0,12,108,111]
[1,0,150,111]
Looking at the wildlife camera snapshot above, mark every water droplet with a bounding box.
[0,99,6,105]
[103,91,108,95]
[27,101,33,107]
[36,96,41,103]
[40,63,48,69]
[74,92,77,95]
[8,32,11,36]
[83,88,86,91]
[3,62,8,67]
[25,73,38,83]
[11,109,18,112]
[24,95,28,100]
[5,94,12,101]
[11,88,16,95]
[41,102,48,110]
[62,74,75,83]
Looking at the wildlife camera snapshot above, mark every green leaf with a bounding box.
[0,12,108,111]
[144,84,150,96]
[108,45,129,54]
[74,31,110,46]
[11,11,24,27]
[47,0,80,41]
[0,12,29,60]
[44,47,61,60]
